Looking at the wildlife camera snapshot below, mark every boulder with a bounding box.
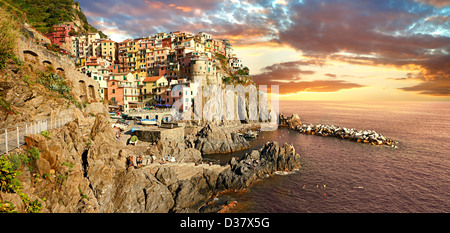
[279,114,302,130]
[189,123,250,154]
[216,141,301,191]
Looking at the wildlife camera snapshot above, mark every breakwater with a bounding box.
[280,114,397,147]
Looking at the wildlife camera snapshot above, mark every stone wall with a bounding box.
[133,127,184,143]
[16,35,100,103]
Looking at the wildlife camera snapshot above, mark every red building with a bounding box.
[108,63,121,74]
[45,24,79,46]
[162,37,172,48]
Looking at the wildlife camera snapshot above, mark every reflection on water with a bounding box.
[204,101,450,213]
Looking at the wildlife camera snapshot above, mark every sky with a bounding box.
[78,0,450,101]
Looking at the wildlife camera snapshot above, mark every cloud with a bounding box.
[252,60,324,81]
[77,0,450,97]
[252,60,365,94]
[399,78,450,96]
[275,0,450,96]
[255,79,366,94]
[414,0,450,8]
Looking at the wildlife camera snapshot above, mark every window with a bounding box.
[173,98,175,103]
[112,89,115,93]
[112,82,115,85]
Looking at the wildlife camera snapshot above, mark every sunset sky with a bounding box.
[78,0,450,101]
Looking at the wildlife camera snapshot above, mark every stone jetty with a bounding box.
[280,114,396,147]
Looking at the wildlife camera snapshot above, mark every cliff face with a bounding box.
[185,123,250,154]
[217,141,301,190]
[0,33,105,129]
[3,113,301,213]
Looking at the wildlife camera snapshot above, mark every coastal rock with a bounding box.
[216,141,301,190]
[279,114,302,130]
[171,173,214,212]
[17,110,301,213]
[112,167,174,213]
[145,140,202,163]
[188,123,250,154]
[294,121,396,147]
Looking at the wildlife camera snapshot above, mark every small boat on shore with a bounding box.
[140,118,157,125]
[112,123,127,131]
[244,130,258,138]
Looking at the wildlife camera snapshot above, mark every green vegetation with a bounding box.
[237,67,249,76]
[0,7,20,69]
[0,154,43,213]
[27,147,40,161]
[40,130,52,139]
[222,76,232,85]
[23,75,33,87]
[62,162,74,169]
[0,97,13,114]
[0,155,23,193]
[37,72,73,99]
[0,0,107,37]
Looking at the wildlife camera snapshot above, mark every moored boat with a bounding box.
[140,118,157,125]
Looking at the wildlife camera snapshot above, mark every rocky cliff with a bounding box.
[185,123,250,154]
[217,141,301,190]
[2,113,301,213]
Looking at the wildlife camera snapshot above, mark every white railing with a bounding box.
[0,115,73,155]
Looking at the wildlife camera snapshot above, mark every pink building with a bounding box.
[106,78,124,107]
[46,24,79,46]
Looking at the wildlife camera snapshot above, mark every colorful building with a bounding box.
[142,75,168,105]
[46,23,79,46]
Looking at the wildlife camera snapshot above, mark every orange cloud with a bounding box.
[176,6,193,12]
[145,0,193,12]
[145,0,164,8]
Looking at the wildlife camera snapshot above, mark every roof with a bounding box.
[110,72,131,76]
[143,76,165,82]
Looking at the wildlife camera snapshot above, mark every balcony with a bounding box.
[118,84,139,88]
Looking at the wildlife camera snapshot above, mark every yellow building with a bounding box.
[142,75,168,105]
[99,39,117,62]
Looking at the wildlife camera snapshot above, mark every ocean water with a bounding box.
[205,101,450,213]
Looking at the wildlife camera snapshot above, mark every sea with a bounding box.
[204,101,450,213]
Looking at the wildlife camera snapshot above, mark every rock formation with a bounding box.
[280,114,397,147]
[279,113,302,130]
[3,113,301,213]
[216,141,301,190]
[185,123,250,154]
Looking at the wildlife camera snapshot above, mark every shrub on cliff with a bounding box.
[0,8,20,69]
[0,155,22,193]
[0,154,43,213]
[37,72,72,98]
